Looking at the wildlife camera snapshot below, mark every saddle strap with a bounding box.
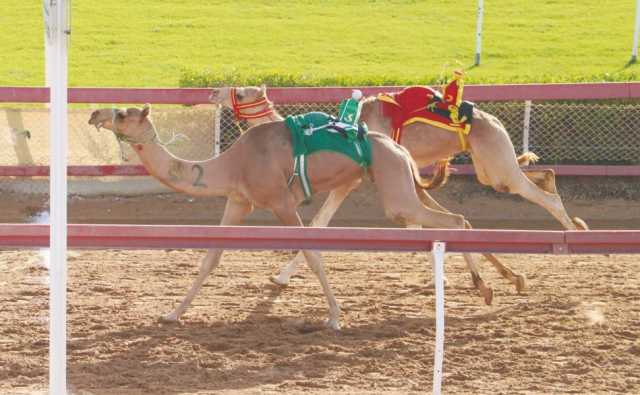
[392,120,470,151]
[288,154,312,203]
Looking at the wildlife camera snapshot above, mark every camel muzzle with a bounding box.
[88,111,104,130]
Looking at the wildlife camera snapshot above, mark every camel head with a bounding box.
[208,85,266,107]
[88,104,154,143]
[208,85,274,122]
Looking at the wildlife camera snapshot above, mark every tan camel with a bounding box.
[213,86,588,232]
[209,86,536,304]
[88,104,469,330]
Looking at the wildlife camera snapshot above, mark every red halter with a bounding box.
[230,87,274,120]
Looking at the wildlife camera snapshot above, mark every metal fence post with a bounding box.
[523,100,532,153]
[475,0,484,66]
[213,104,221,157]
[632,0,640,63]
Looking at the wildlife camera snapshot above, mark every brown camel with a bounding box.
[88,105,469,330]
[209,86,587,298]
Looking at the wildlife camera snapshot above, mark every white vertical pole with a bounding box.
[632,0,640,63]
[213,104,221,157]
[47,0,69,394]
[475,0,484,66]
[45,34,52,87]
[431,241,446,395]
[522,100,532,153]
[43,1,52,87]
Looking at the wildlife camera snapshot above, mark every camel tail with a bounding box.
[517,152,539,167]
[411,158,451,191]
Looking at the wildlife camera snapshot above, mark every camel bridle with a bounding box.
[230,87,274,121]
[96,108,191,161]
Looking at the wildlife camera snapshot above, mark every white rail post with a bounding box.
[45,0,69,394]
[44,7,52,87]
[523,100,532,153]
[632,0,640,63]
[431,241,446,395]
[475,0,484,66]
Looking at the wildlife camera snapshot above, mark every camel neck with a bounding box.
[360,99,392,138]
[129,130,235,197]
[245,112,284,127]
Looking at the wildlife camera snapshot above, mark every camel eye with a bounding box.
[235,90,244,101]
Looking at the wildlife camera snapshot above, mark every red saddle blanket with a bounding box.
[378,86,472,150]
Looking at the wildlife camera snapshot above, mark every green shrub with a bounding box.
[180,69,640,88]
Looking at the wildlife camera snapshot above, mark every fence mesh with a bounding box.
[221,101,640,165]
[1,99,639,197]
[0,98,640,222]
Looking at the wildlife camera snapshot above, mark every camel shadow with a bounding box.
[66,282,531,394]
[67,319,427,393]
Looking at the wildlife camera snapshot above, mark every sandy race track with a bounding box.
[0,174,639,394]
[1,245,639,394]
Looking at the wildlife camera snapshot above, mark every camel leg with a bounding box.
[523,169,558,194]
[380,186,466,228]
[469,138,587,231]
[505,172,582,230]
[413,190,494,303]
[161,198,253,322]
[370,151,492,304]
[476,168,587,230]
[270,179,360,286]
[387,197,493,304]
[272,203,342,330]
[416,190,525,293]
[520,170,587,229]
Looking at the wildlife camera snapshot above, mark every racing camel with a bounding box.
[88,104,469,330]
[209,85,588,298]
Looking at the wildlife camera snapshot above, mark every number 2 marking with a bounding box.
[192,164,207,188]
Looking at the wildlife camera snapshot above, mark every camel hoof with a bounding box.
[159,312,180,323]
[325,319,341,331]
[482,288,494,306]
[515,274,526,294]
[572,217,589,230]
[269,275,289,287]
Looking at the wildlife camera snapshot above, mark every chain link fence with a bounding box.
[0,105,220,197]
[1,99,638,197]
[224,101,640,165]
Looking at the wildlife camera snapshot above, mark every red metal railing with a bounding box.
[1,83,639,177]
[2,164,638,177]
[0,224,638,254]
[2,82,640,104]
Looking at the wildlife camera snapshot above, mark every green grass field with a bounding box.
[1,0,639,87]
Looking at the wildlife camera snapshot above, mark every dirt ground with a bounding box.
[2,175,640,229]
[1,249,639,394]
[1,177,640,394]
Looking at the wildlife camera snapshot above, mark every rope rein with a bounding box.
[104,108,218,163]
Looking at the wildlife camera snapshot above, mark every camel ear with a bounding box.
[260,84,266,96]
[235,88,244,101]
[141,104,150,118]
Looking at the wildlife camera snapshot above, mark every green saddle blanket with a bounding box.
[285,111,372,201]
